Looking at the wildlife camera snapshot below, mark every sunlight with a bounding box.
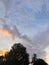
[45,46,49,64]
[0,50,8,56]
[0,29,13,38]
[0,28,13,50]
[45,53,49,64]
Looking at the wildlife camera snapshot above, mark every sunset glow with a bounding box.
[45,53,49,64]
[0,0,49,64]
[0,50,8,56]
[0,29,12,38]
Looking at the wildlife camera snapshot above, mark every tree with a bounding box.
[33,59,48,65]
[0,56,5,65]
[31,53,37,64]
[5,43,29,65]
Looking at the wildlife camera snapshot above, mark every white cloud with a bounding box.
[0,0,49,60]
[32,26,49,58]
[45,0,49,11]
[0,1,5,18]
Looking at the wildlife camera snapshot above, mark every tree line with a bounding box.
[0,43,48,65]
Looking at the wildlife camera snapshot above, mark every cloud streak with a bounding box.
[0,0,49,60]
[0,18,48,59]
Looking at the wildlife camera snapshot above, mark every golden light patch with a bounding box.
[45,53,49,64]
[0,50,8,56]
[0,29,13,38]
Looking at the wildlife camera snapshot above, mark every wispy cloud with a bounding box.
[0,0,49,60]
[0,18,48,59]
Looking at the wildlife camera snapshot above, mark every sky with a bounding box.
[0,0,49,62]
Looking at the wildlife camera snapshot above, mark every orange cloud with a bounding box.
[0,29,13,38]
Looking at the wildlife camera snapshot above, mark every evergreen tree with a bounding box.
[5,43,29,65]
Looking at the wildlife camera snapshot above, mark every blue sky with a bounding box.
[7,0,49,36]
[0,0,49,60]
[0,0,49,36]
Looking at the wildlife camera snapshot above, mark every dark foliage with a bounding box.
[5,43,29,65]
[33,59,48,65]
[31,53,37,64]
[0,43,48,65]
[0,56,5,65]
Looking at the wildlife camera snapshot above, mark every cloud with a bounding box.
[0,18,21,50]
[0,0,15,17]
[0,18,36,58]
[1,0,49,20]
[0,29,12,38]
[0,19,48,60]
[0,18,21,39]
[32,26,49,59]
[45,0,49,11]
[0,18,33,57]
[11,0,49,20]
[0,1,5,18]
[0,0,49,60]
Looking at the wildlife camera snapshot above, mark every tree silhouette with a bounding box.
[31,53,37,64]
[5,43,29,65]
[33,59,48,65]
[0,56,5,65]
